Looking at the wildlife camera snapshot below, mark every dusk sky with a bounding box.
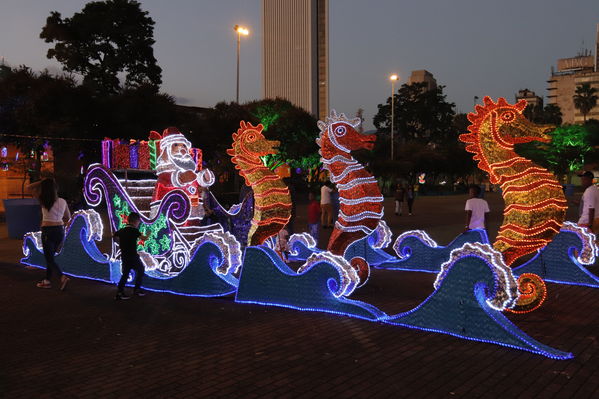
[1,0,598,130]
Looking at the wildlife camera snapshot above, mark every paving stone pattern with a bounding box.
[1,193,598,398]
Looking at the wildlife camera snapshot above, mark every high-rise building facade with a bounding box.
[407,70,437,91]
[546,24,599,124]
[262,0,328,120]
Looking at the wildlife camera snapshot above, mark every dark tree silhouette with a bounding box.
[373,82,456,146]
[40,0,162,94]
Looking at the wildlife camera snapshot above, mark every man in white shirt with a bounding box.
[577,171,599,233]
[320,183,334,228]
[465,185,490,231]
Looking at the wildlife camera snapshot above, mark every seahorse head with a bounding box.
[226,121,280,165]
[316,110,376,158]
[459,97,554,175]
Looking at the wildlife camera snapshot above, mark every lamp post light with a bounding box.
[234,25,250,103]
[389,74,399,160]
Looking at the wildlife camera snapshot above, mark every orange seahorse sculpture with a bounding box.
[316,110,384,259]
[460,97,567,311]
[226,121,292,246]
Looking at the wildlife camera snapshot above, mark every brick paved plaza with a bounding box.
[1,193,599,398]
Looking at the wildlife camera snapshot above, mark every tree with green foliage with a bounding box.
[373,82,456,146]
[573,83,598,123]
[40,0,162,94]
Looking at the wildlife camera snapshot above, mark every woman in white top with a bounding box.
[33,178,71,290]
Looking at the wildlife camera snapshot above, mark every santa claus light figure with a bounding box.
[150,127,214,223]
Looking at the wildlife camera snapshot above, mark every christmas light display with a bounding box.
[18,118,579,358]
[226,121,291,246]
[460,96,567,312]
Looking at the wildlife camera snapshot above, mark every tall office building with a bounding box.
[262,0,328,120]
[546,24,599,124]
[407,70,437,91]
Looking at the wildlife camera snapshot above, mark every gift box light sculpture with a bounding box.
[226,121,291,246]
[460,97,568,312]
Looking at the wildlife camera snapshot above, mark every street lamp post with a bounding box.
[234,25,249,103]
[389,74,399,160]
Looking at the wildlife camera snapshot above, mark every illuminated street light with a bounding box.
[390,74,399,160]
[234,25,250,103]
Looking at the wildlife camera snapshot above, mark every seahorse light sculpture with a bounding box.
[316,110,384,276]
[227,121,292,246]
[460,97,567,312]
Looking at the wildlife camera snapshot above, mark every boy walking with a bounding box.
[113,212,148,300]
[465,185,490,231]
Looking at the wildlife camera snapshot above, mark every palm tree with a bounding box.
[573,83,598,122]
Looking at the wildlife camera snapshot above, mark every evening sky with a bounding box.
[1,0,598,129]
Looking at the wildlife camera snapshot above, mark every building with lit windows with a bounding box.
[262,0,328,120]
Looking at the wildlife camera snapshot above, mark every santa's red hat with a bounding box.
[151,126,191,150]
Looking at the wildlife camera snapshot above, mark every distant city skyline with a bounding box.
[1,0,598,130]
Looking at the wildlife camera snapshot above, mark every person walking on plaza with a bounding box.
[577,171,599,233]
[113,212,148,300]
[320,182,334,228]
[307,191,320,242]
[406,185,415,216]
[394,184,405,216]
[465,184,490,232]
[34,178,72,290]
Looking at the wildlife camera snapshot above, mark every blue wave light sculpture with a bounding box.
[513,223,599,288]
[236,246,387,321]
[383,243,572,360]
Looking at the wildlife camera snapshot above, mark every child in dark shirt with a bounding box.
[113,212,148,300]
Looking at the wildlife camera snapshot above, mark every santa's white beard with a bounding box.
[171,153,196,171]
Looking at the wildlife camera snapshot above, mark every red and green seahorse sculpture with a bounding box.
[227,121,292,246]
[460,96,567,312]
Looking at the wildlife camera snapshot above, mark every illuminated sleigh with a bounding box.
[24,131,251,295]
